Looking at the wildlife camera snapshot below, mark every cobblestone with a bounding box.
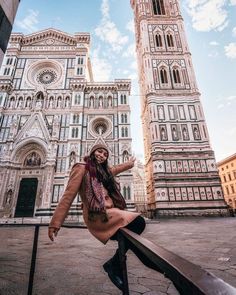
[0,217,235,294]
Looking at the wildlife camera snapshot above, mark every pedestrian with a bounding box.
[48,143,149,290]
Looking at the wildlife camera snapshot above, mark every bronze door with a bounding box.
[15,178,38,217]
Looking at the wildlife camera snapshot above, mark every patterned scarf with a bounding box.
[84,158,126,222]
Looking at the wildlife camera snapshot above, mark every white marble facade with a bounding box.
[0,29,135,220]
[130,0,227,217]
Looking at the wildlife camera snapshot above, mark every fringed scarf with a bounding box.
[84,157,126,222]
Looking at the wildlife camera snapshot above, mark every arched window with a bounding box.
[160,68,168,84]
[121,127,125,137]
[72,127,79,138]
[125,127,128,137]
[123,95,127,104]
[121,95,124,104]
[89,96,94,108]
[152,0,165,15]
[121,114,124,123]
[127,186,131,200]
[173,68,181,83]
[124,114,128,123]
[167,34,174,47]
[155,34,162,47]
[73,114,80,124]
[123,187,127,199]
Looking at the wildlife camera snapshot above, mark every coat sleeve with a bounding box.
[110,161,134,176]
[49,163,85,229]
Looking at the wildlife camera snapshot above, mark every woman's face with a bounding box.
[94,148,108,164]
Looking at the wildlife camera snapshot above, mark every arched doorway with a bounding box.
[15,178,38,217]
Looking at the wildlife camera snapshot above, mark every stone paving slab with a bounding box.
[0,217,235,294]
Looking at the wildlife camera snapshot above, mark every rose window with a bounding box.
[93,121,108,135]
[36,70,57,85]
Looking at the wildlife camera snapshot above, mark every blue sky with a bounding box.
[12,0,236,162]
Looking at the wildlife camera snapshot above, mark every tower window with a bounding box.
[160,68,168,84]
[173,68,181,83]
[167,34,174,47]
[155,34,162,47]
[152,0,165,15]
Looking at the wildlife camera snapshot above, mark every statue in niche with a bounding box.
[69,151,76,167]
[18,99,23,109]
[5,186,13,206]
[172,127,178,140]
[160,127,167,140]
[99,97,103,107]
[9,115,18,138]
[193,127,200,139]
[182,127,188,140]
[24,151,41,166]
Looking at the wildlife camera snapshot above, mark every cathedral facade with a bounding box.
[130,0,228,217]
[0,29,135,221]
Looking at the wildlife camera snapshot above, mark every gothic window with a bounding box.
[107,96,112,107]
[59,115,69,140]
[93,120,108,136]
[123,186,127,199]
[56,143,67,172]
[73,114,80,124]
[155,34,162,47]
[72,127,79,138]
[4,68,10,75]
[121,127,125,137]
[123,95,127,104]
[124,114,127,123]
[121,95,123,104]
[152,0,165,15]
[127,186,131,200]
[77,67,83,75]
[89,97,94,108]
[160,68,168,84]
[65,96,70,108]
[167,34,174,47]
[26,97,31,108]
[74,94,81,105]
[173,68,181,83]
[0,115,11,142]
[78,57,84,65]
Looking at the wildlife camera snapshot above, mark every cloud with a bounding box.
[95,0,129,52]
[208,51,219,57]
[184,0,229,32]
[233,27,236,37]
[15,9,39,33]
[224,43,236,58]
[122,43,136,58]
[209,41,220,46]
[126,19,135,33]
[90,47,112,81]
[217,95,236,108]
[229,0,236,4]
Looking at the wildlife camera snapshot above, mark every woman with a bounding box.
[48,143,147,290]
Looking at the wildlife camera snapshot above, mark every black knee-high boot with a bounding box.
[103,249,123,290]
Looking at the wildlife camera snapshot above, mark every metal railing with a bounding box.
[1,223,236,295]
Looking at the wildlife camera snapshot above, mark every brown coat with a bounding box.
[49,161,140,244]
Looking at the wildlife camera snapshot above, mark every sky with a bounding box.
[12,0,236,162]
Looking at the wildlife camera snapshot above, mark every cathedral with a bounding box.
[0,29,135,220]
[130,0,228,217]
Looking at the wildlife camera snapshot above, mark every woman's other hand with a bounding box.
[48,227,60,241]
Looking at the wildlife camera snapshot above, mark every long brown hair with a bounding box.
[84,154,126,209]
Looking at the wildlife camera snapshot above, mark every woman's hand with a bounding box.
[48,227,60,241]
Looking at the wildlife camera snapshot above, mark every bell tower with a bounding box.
[130,0,228,217]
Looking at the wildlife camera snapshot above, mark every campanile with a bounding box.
[130,0,227,217]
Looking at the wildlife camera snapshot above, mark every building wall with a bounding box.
[217,154,236,210]
[0,0,20,67]
[130,0,227,217]
[133,159,147,213]
[0,28,135,220]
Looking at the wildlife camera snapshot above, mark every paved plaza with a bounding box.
[0,217,236,295]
